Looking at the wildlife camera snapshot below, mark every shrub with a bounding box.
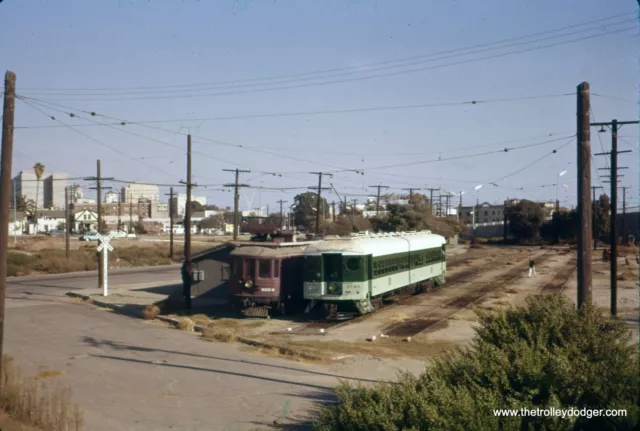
[314,294,638,431]
[142,305,161,320]
[0,355,84,430]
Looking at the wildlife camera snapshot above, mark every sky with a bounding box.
[1,0,639,215]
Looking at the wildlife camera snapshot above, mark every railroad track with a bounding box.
[277,250,534,336]
[381,251,558,338]
[539,257,576,293]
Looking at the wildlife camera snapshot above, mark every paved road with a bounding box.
[6,265,182,300]
[5,297,415,431]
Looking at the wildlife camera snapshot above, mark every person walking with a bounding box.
[528,256,536,277]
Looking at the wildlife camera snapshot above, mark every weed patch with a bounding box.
[0,355,83,430]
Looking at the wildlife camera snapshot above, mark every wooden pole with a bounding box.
[65,187,70,259]
[576,82,592,308]
[610,119,618,316]
[184,135,192,309]
[0,71,16,383]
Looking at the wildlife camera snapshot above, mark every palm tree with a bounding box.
[33,162,45,230]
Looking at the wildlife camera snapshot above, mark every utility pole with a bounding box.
[165,188,175,258]
[459,192,464,222]
[622,186,628,239]
[591,186,603,250]
[0,72,16,383]
[179,135,198,309]
[223,168,250,240]
[503,198,509,241]
[594,118,636,316]
[402,188,421,205]
[85,160,113,292]
[129,195,133,234]
[277,199,287,229]
[351,199,358,219]
[444,194,451,217]
[425,187,439,216]
[310,172,333,237]
[12,180,16,244]
[576,82,592,309]
[65,187,70,259]
[117,191,122,231]
[369,185,389,216]
[331,201,336,222]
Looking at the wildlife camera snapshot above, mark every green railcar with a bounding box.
[303,231,447,319]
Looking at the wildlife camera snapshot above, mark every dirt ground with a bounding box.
[163,244,639,365]
[0,415,41,431]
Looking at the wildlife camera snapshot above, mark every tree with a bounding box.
[292,192,329,230]
[190,201,204,212]
[369,202,463,238]
[593,194,610,243]
[505,199,544,241]
[198,214,225,231]
[33,162,45,227]
[315,294,638,430]
[543,209,579,242]
[57,221,66,231]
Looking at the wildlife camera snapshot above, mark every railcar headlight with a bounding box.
[328,283,336,292]
[244,280,253,289]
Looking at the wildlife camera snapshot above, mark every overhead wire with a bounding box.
[17,15,636,101]
[491,137,575,183]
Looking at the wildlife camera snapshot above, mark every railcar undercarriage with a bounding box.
[316,275,445,321]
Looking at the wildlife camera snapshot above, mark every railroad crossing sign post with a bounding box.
[96,233,114,297]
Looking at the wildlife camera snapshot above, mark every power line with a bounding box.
[351,135,575,172]
[17,26,637,102]
[17,97,183,181]
[19,12,636,97]
[491,138,575,183]
[15,96,576,130]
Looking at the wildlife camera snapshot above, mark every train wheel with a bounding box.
[371,297,383,309]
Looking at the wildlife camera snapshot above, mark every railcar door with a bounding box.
[323,253,342,294]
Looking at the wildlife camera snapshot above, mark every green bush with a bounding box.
[314,294,638,431]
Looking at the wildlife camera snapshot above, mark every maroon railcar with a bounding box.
[228,243,308,317]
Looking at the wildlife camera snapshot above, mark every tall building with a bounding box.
[43,173,69,209]
[105,191,120,204]
[121,182,160,204]
[170,193,207,216]
[11,170,63,208]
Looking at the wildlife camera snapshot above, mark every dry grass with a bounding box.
[200,318,267,343]
[248,337,459,361]
[617,269,638,283]
[7,238,213,277]
[142,305,161,320]
[0,355,83,431]
[202,327,236,343]
[176,317,195,332]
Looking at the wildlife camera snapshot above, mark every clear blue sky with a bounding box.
[1,0,639,213]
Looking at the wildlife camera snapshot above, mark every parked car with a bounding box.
[79,232,100,241]
[110,230,137,239]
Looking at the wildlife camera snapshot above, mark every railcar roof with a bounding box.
[304,232,446,257]
[230,245,308,258]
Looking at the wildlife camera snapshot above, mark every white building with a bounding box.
[170,194,207,216]
[105,191,120,204]
[121,182,160,204]
[12,171,42,209]
[43,173,69,209]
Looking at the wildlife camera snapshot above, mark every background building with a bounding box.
[43,173,69,209]
[121,182,160,204]
[105,191,120,204]
[12,171,42,209]
[170,193,207,216]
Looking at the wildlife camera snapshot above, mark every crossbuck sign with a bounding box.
[96,233,115,297]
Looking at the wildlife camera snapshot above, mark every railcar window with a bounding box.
[246,259,255,278]
[345,258,360,272]
[259,260,271,278]
[274,260,280,278]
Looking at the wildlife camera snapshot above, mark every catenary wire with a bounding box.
[18,25,637,101]
[19,13,636,95]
